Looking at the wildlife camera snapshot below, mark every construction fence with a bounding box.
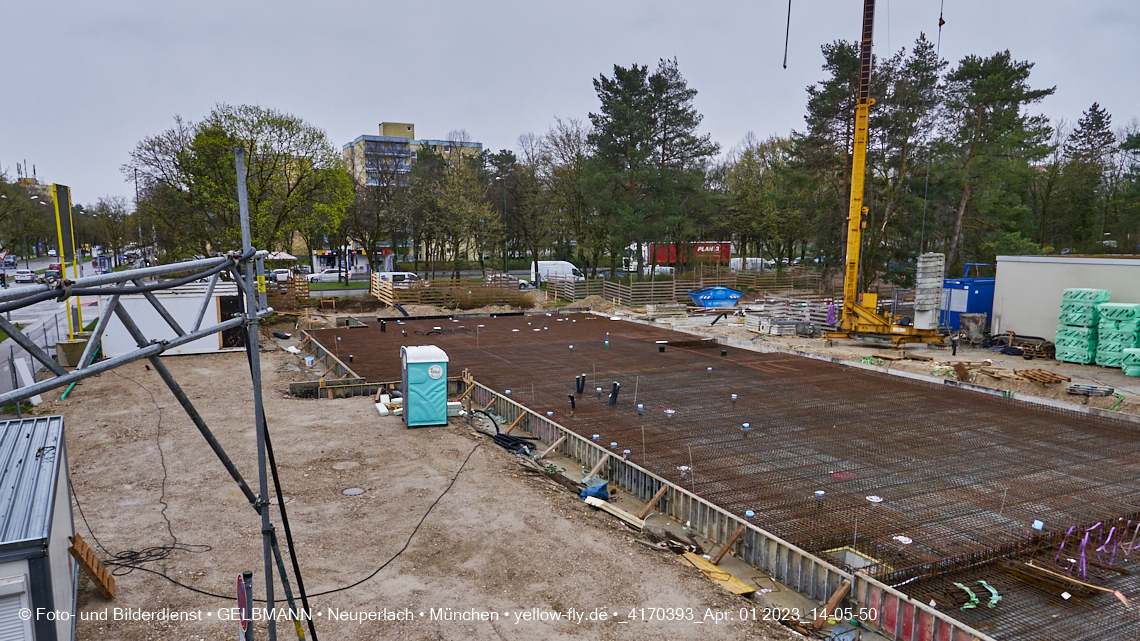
[265,276,309,309]
[370,273,524,308]
[547,271,824,306]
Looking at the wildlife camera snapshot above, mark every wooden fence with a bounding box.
[266,275,309,309]
[370,273,520,307]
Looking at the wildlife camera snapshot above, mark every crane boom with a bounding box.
[831,0,944,346]
[840,0,876,332]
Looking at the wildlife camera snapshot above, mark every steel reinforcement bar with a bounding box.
[467,380,996,641]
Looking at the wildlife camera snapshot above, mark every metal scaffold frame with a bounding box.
[1,149,300,641]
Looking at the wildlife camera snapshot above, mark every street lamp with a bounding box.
[495,176,507,273]
[0,195,7,285]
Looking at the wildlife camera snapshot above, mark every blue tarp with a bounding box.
[580,483,610,501]
[687,286,743,308]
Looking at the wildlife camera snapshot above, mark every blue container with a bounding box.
[401,345,449,427]
[688,286,743,308]
[940,277,995,331]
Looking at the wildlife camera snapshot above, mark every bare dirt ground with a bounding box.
[670,319,1140,417]
[44,347,796,641]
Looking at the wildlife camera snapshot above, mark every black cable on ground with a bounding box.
[70,369,211,577]
[72,367,483,606]
[308,442,481,597]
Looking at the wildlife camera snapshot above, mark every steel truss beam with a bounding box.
[0,149,297,641]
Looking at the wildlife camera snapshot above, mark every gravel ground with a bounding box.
[47,347,797,641]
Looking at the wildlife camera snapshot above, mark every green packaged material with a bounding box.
[1055,336,1099,351]
[1097,328,1138,345]
[1099,340,1138,353]
[1055,325,1098,341]
[1100,319,1140,333]
[1096,303,1140,322]
[1095,350,1123,368]
[1124,349,1140,376]
[1060,301,1098,315]
[1056,347,1096,364]
[1062,288,1111,304]
[1059,310,1099,327]
[1125,349,1140,365]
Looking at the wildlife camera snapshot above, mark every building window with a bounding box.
[444,146,451,153]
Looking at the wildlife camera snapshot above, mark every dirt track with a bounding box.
[48,347,794,641]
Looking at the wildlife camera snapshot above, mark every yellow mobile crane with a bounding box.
[827,0,944,346]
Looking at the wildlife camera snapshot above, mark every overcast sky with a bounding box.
[2,0,1136,205]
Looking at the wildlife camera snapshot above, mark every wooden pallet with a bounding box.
[978,367,1025,381]
[1015,369,1071,384]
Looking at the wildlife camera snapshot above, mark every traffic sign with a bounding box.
[237,574,249,636]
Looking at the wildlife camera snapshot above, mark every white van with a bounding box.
[531,261,584,284]
[374,271,423,289]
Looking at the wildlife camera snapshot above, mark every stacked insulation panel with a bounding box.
[1055,288,1109,364]
[1095,303,1140,368]
[1124,349,1140,377]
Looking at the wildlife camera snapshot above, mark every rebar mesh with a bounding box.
[311,314,1140,638]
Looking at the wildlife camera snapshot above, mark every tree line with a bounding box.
[9,41,1136,287]
[0,175,137,269]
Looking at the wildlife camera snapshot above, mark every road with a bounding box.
[0,280,98,400]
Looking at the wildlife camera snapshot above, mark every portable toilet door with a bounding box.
[401,345,449,427]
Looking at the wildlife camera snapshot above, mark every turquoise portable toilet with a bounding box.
[401,345,449,427]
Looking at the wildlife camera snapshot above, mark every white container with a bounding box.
[304,355,315,367]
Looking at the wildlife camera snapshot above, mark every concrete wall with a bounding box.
[992,256,1140,340]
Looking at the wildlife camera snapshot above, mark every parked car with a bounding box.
[373,271,423,289]
[308,268,342,283]
[484,273,519,287]
[13,270,35,284]
[2,256,17,268]
[270,268,292,283]
[47,249,57,257]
